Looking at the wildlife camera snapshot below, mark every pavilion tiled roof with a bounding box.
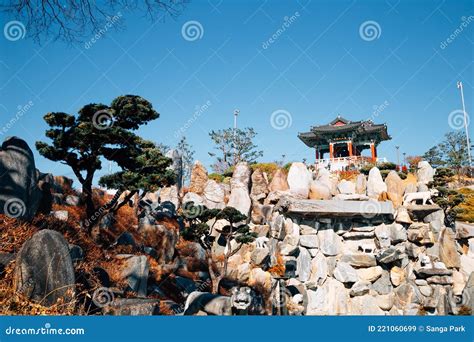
[298,115,391,148]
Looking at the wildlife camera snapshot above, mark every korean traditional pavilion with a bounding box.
[298,116,391,169]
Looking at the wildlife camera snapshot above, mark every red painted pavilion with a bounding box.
[298,116,391,166]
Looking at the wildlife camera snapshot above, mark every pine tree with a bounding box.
[429,167,464,228]
[36,95,174,230]
[181,204,256,293]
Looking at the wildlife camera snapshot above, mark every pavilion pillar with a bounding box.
[329,142,334,160]
[347,141,353,157]
[370,142,377,162]
[315,148,319,160]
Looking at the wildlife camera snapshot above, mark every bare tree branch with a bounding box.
[2,0,189,43]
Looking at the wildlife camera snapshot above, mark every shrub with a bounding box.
[222,166,235,178]
[380,170,391,180]
[457,188,474,223]
[283,163,292,173]
[360,164,376,175]
[251,163,279,176]
[338,170,360,181]
[209,173,225,183]
[378,162,397,171]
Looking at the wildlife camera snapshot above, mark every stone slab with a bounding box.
[284,200,395,218]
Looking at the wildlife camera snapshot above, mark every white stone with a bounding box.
[203,180,225,208]
[306,278,349,315]
[299,235,319,249]
[375,223,391,248]
[350,281,371,297]
[350,295,386,315]
[416,161,435,185]
[367,167,387,199]
[227,187,251,215]
[287,162,312,198]
[296,247,312,282]
[355,174,367,195]
[460,254,474,278]
[308,252,328,287]
[333,262,358,283]
[356,266,383,282]
[318,229,343,256]
[337,180,356,195]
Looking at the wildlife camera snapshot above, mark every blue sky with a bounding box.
[0,0,472,184]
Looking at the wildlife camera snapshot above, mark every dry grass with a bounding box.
[0,189,147,315]
[268,253,285,277]
[338,170,360,181]
[457,188,474,223]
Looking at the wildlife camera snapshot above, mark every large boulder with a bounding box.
[296,247,312,282]
[159,185,179,208]
[341,253,377,268]
[227,188,251,216]
[315,167,332,189]
[227,162,252,215]
[357,266,383,282]
[203,180,225,209]
[337,180,355,195]
[118,255,149,297]
[189,161,208,195]
[333,262,358,283]
[231,162,251,189]
[250,168,269,201]
[0,137,41,220]
[462,273,474,313]
[138,217,178,264]
[385,171,405,207]
[367,167,387,199]
[165,149,183,189]
[268,169,289,192]
[306,278,349,315]
[308,252,328,287]
[287,163,312,198]
[14,229,75,306]
[317,229,343,256]
[350,295,385,315]
[416,161,435,185]
[456,221,474,239]
[309,181,332,200]
[438,227,461,269]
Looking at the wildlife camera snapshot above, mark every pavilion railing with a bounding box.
[314,156,388,170]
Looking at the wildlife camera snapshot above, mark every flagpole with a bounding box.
[457,81,472,173]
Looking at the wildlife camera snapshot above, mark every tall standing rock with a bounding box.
[14,229,75,306]
[367,167,387,199]
[355,174,367,195]
[416,161,435,185]
[0,137,41,220]
[250,168,269,201]
[268,169,289,192]
[385,171,405,207]
[227,162,251,215]
[287,163,312,198]
[189,161,208,195]
[439,227,461,268]
[165,149,183,191]
[203,180,225,209]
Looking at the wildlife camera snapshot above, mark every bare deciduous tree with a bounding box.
[2,0,188,43]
